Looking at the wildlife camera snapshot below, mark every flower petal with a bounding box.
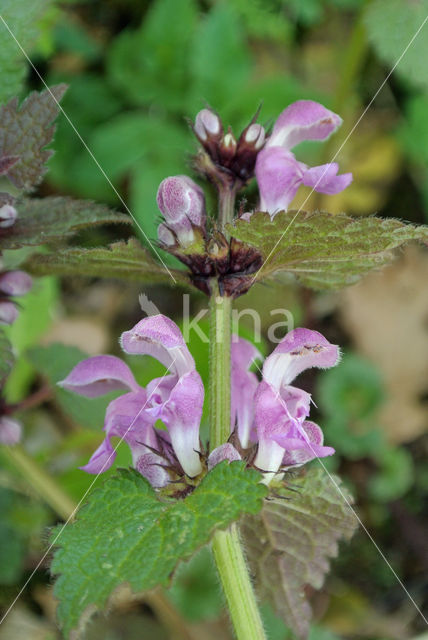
[81,390,158,475]
[231,336,262,448]
[263,328,340,389]
[255,147,304,215]
[0,301,18,325]
[120,314,195,377]
[280,420,335,466]
[154,370,204,477]
[59,355,139,398]
[268,100,342,150]
[302,163,353,194]
[208,443,241,470]
[0,416,22,445]
[0,271,32,296]
[135,452,170,488]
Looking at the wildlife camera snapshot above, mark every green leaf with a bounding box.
[51,462,267,637]
[3,276,57,401]
[0,329,14,386]
[365,0,428,90]
[25,238,190,286]
[0,85,67,191]
[0,0,52,104]
[189,4,251,109]
[107,0,198,110]
[0,196,130,250]
[242,469,357,640]
[227,211,428,289]
[26,343,119,430]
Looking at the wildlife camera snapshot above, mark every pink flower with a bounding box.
[231,329,339,481]
[157,175,206,247]
[0,270,33,325]
[59,314,204,485]
[255,100,352,216]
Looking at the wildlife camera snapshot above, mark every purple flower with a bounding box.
[0,203,17,228]
[59,314,204,485]
[231,337,262,448]
[157,175,206,247]
[0,416,22,445]
[0,270,33,325]
[208,443,241,470]
[255,100,352,216]
[231,329,339,481]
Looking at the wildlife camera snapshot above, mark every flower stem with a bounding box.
[4,445,76,521]
[209,284,232,449]
[209,187,266,640]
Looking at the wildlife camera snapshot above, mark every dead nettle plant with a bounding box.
[2,92,428,640]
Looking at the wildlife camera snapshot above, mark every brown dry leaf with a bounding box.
[338,246,428,444]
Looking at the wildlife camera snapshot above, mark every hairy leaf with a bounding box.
[242,469,357,640]
[0,330,14,385]
[25,238,189,286]
[51,462,266,637]
[227,211,428,289]
[0,0,52,104]
[0,196,130,250]
[0,85,67,191]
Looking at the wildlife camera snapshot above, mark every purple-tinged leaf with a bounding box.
[25,238,190,286]
[0,85,67,191]
[0,196,130,250]
[227,210,428,290]
[242,468,357,640]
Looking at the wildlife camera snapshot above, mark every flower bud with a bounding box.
[0,301,18,325]
[157,223,176,247]
[0,204,17,229]
[0,270,32,296]
[156,175,206,247]
[194,108,222,141]
[0,416,22,445]
[244,123,265,150]
[207,443,241,470]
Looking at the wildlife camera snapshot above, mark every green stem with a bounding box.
[209,188,266,640]
[3,445,76,521]
[211,525,266,640]
[209,284,232,449]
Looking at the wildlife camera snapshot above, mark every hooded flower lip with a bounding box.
[267,100,343,149]
[255,100,352,216]
[60,314,204,483]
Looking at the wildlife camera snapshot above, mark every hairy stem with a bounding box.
[209,188,266,640]
[209,283,232,449]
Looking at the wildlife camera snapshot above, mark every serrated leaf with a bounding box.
[0,330,14,385]
[242,468,357,640]
[227,211,428,289]
[0,0,52,104]
[26,343,119,430]
[0,85,67,191]
[51,462,267,637]
[25,238,190,286]
[0,196,130,250]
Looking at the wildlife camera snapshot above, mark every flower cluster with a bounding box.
[155,100,352,298]
[0,202,32,325]
[61,314,339,487]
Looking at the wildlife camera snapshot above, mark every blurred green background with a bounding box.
[0,0,427,639]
